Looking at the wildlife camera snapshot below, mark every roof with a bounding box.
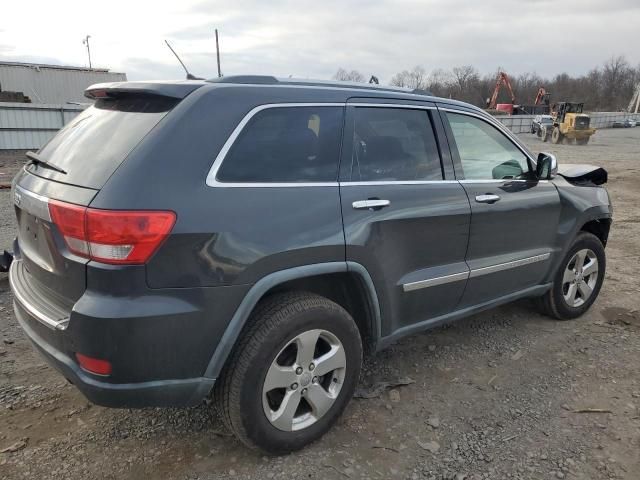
[0,60,124,75]
[83,75,483,113]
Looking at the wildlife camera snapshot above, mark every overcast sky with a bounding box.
[1,0,639,82]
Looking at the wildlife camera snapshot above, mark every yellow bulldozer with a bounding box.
[542,102,596,145]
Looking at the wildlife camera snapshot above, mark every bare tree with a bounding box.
[333,68,365,83]
[385,56,639,111]
[390,66,428,89]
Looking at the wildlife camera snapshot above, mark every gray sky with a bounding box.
[1,0,639,82]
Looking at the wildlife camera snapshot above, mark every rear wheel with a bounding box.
[536,232,605,320]
[576,137,590,145]
[551,127,563,144]
[214,292,362,454]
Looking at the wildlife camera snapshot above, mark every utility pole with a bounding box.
[83,35,92,69]
[215,29,222,77]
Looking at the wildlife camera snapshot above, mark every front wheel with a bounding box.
[551,127,563,144]
[214,292,362,454]
[536,232,606,320]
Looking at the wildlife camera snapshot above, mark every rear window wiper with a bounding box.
[25,151,67,175]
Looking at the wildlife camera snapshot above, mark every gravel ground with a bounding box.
[1,128,639,479]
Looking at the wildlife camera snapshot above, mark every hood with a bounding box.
[557,164,607,186]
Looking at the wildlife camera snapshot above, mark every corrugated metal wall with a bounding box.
[0,102,86,149]
[0,62,126,104]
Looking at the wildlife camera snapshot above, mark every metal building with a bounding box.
[0,61,126,104]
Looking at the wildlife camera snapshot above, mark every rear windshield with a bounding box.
[29,94,178,189]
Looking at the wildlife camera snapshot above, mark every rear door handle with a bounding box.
[352,199,391,210]
[475,194,501,204]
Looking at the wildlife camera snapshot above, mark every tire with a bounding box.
[551,127,563,144]
[576,137,590,145]
[541,126,549,142]
[214,292,362,454]
[536,232,606,320]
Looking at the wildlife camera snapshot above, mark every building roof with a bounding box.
[0,60,124,75]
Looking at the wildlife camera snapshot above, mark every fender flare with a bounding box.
[203,261,381,379]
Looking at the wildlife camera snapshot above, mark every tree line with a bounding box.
[333,56,640,112]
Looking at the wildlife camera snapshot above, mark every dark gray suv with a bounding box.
[9,76,612,453]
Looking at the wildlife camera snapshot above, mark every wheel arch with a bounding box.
[579,217,612,247]
[204,262,381,380]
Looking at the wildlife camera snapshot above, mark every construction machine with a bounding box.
[534,87,550,106]
[487,71,516,114]
[544,102,596,145]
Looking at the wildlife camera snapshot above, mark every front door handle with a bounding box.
[475,194,501,204]
[352,199,391,210]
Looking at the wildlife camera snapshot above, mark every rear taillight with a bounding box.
[48,200,176,265]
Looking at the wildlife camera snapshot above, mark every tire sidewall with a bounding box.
[551,233,606,319]
[237,302,362,453]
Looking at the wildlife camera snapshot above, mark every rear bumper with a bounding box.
[13,300,215,407]
[8,256,248,408]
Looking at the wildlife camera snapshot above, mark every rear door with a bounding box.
[439,107,560,307]
[339,99,471,338]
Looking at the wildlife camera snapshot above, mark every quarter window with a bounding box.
[350,107,442,182]
[446,113,530,180]
[217,106,343,183]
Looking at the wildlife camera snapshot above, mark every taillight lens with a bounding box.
[48,200,176,265]
[75,353,112,376]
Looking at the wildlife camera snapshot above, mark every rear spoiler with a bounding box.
[85,80,205,100]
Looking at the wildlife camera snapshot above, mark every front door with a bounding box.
[440,108,561,308]
[339,101,471,337]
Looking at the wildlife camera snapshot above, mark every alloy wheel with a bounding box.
[262,329,346,432]
[562,248,599,307]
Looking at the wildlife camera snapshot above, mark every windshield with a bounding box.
[30,94,178,189]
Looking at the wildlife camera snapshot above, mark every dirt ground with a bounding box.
[1,128,639,480]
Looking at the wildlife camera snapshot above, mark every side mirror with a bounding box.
[536,152,558,180]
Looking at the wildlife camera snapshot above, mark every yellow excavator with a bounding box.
[543,102,596,145]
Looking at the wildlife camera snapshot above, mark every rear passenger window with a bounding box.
[217,106,343,183]
[350,107,442,182]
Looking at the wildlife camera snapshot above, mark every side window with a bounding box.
[217,106,343,183]
[351,107,442,182]
[446,112,530,180]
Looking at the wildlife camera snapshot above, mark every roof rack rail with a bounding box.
[206,75,434,97]
[207,75,279,85]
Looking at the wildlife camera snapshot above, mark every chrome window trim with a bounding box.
[348,103,435,110]
[206,102,346,188]
[206,102,439,188]
[402,252,551,292]
[439,107,537,167]
[342,180,457,186]
[13,184,51,221]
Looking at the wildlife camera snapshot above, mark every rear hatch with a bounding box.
[12,86,189,326]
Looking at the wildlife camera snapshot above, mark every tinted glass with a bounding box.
[351,107,442,182]
[217,106,343,183]
[33,94,177,189]
[446,113,529,180]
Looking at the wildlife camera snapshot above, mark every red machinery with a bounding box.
[487,71,516,113]
[534,87,550,105]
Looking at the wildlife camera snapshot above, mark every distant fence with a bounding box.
[1,102,640,150]
[498,111,640,133]
[0,102,86,150]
